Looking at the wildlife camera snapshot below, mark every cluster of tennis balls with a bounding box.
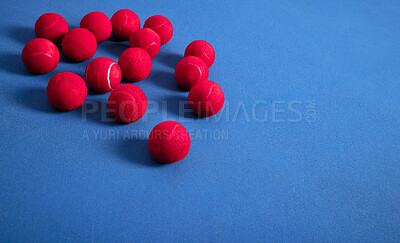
[20,9,225,164]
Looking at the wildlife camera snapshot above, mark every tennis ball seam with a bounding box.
[47,72,63,99]
[181,62,203,83]
[149,19,167,29]
[118,11,129,36]
[143,41,157,50]
[39,15,60,32]
[106,62,116,90]
[150,124,180,148]
[111,90,137,122]
[26,52,56,69]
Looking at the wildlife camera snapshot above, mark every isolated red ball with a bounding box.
[111,9,140,40]
[80,11,112,43]
[35,13,69,45]
[47,72,87,111]
[62,28,97,62]
[129,28,161,58]
[108,84,147,123]
[118,47,152,82]
[143,15,173,45]
[184,40,215,68]
[148,121,191,164]
[21,38,60,74]
[188,80,224,117]
[175,56,209,90]
[85,57,122,93]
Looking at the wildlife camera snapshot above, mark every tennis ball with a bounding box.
[21,38,60,74]
[184,40,215,68]
[80,11,112,43]
[111,9,140,40]
[108,84,147,123]
[175,56,209,90]
[188,80,224,117]
[143,15,173,45]
[35,13,69,45]
[62,28,97,62]
[118,47,152,82]
[46,72,87,111]
[85,57,122,93]
[129,28,161,58]
[148,121,191,164]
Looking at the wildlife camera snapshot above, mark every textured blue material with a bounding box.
[1,0,400,241]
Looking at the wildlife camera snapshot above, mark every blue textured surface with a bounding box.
[1,0,400,241]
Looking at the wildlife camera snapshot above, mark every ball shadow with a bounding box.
[5,25,35,44]
[147,70,185,92]
[58,46,77,64]
[14,87,56,113]
[78,100,120,127]
[101,42,128,59]
[107,33,126,42]
[161,94,199,120]
[0,53,32,76]
[156,51,182,69]
[114,136,163,167]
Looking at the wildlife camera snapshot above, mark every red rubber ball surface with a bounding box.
[35,13,69,45]
[21,38,60,74]
[108,84,148,123]
[80,11,112,43]
[85,57,122,94]
[129,28,161,58]
[62,28,97,62]
[184,40,215,68]
[47,72,88,111]
[143,15,173,45]
[118,47,152,82]
[175,56,209,90]
[148,121,191,164]
[188,80,225,117]
[111,9,140,41]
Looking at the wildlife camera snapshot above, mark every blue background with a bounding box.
[1,0,400,241]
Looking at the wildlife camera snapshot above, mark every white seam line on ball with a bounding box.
[184,63,203,83]
[29,52,53,58]
[144,41,157,50]
[40,15,60,31]
[203,49,211,61]
[204,85,216,101]
[149,20,167,29]
[107,63,115,90]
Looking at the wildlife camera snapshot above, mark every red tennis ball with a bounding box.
[129,28,161,58]
[62,28,97,62]
[35,13,69,45]
[148,121,191,164]
[111,9,140,40]
[118,47,152,82]
[175,56,209,90]
[107,84,147,123]
[85,57,122,93]
[21,38,60,74]
[47,72,88,111]
[80,11,112,43]
[184,40,215,68]
[143,15,173,45]
[188,80,225,117]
